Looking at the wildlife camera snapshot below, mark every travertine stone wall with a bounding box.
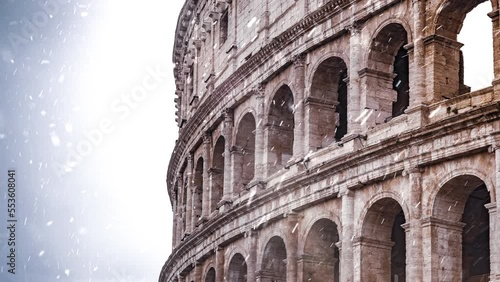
[163,0,500,281]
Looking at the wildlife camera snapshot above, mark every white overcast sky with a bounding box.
[0,0,493,281]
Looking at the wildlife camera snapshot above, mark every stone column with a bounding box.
[486,203,499,280]
[172,193,177,247]
[409,0,426,106]
[347,23,362,136]
[292,54,306,159]
[247,230,258,282]
[186,154,193,234]
[493,138,500,280]
[406,167,423,281]
[489,9,500,95]
[340,189,354,282]
[216,246,225,282]
[287,212,300,282]
[194,261,203,282]
[354,237,394,282]
[424,35,463,102]
[221,109,234,211]
[259,0,270,44]
[421,217,465,281]
[229,0,238,71]
[254,84,266,180]
[401,0,429,127]
[201,132,212,221]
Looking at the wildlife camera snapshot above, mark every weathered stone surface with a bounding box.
[162,0,500,281]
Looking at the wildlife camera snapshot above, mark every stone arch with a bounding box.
[425,167,496,217]
[259,236,287,282]
[429,0,495,99]
[210,136,225,213]
[193,157,204,222]
[433,0,492,39]
[299,210,342,253]
[301,218,340,282]
[307,55,348,150]
[358,195,408,282]
[204,267,216,282]
[227,253,248,282]
[363,22,410,123]
[430,174,492,281]
[265,84,295,174]
[232,112,256,194]
[266,80,297,114]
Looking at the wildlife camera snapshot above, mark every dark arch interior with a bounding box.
[228,253,248,282]
[205,267,216,282]
[193,158,204,220]
[211,136,225,213]
[462,184,490,281]
[392,45,409,117]
[233,113,256,192]
[261,236,287,281]
[303,219,340,282]
[267,85,294,174]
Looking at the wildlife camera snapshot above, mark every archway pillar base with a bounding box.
[353,236,394,282]
[421,217,465,281]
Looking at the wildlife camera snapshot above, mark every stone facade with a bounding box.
[161,0,500,281]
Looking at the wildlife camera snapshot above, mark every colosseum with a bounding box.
[160,0,500,281]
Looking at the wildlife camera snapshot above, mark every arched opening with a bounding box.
[432,175,491,281]
[392,45,410,117]
[193,158,204,222]
[431,0,493,100]
[308,56,348,150]
[232,113,256,194]
[359,198,406,282]
[364,23,409,124]
[457,1,494,92]
[228,253,248,282]
[266,85,294,175]
[205,267,216,282]
[302,219,340,281]
[259,236,287,282]
[211,136,225,213]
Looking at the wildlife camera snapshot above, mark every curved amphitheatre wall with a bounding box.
[161,0,500,281]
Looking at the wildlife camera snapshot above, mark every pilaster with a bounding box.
[254,83,266,180]
[186,154,193,234]
[407,166,424,281]
[292,54,306,159]
[409,0,426,107]
[346,23,362,136]
[340,189,354,282]
[486,203,499,280]
[216,246,225,282]
[247,229,258,282]
[489,10,500,96]
[220,109,234,212]
[286,212,300,282]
